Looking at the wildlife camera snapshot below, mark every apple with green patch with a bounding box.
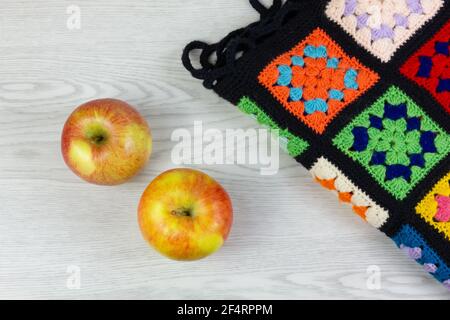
[61,98,152,185]
[138,168,233,261]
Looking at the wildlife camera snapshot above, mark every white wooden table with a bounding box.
[0,0,449,299]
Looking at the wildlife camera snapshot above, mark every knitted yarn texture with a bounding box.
[182,0,450,288]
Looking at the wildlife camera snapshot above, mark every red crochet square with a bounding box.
[400,20,450,114]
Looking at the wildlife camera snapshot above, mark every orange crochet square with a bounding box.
[258,28,379,134]
[416,172,450,241]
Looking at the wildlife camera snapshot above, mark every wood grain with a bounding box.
[0,0,448,299]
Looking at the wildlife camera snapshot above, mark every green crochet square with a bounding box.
[333,86,450,200]
[237,97,309,157]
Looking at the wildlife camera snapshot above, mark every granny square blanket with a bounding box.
[182,0,450,288]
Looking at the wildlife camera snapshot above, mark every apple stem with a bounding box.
[171,208,192,217]
[92,135,105,144]
[85,123,109,146]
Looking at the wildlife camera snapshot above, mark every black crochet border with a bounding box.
[185,1,450,268]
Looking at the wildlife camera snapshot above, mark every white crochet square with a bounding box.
[310,156,389,228]
[325,0,444,62]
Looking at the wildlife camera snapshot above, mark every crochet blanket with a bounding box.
[182,0,450,288]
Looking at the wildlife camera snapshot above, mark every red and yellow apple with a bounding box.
[61,98,152,185]
[138,168,233,261]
